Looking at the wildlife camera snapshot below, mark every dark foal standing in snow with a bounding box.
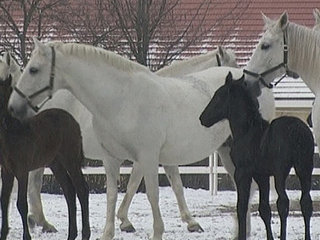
[199,72,314,240]
[0,76,90,240]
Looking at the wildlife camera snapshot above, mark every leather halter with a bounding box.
[243,30,289,89]
[13,46,56,113]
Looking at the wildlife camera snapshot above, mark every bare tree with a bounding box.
[0,0,65,66]
[53,0,121,49]
[108,0,251,71]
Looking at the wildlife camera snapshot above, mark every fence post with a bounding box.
[209,154,214,195]
[209,152,219,196]
[213,152,218,195]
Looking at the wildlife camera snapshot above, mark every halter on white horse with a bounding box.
[243,31,289,88]
[13,47,55,112]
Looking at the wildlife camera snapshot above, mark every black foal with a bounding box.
[0,76,90,240]
[200,72,314,240]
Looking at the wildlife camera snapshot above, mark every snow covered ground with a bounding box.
[5,187,320,239]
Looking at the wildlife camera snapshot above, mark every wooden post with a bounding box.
[213,152,218,195]
[209,154,214,195]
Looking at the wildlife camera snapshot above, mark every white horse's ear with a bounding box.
[33,37,48,55]
[261,12,273,27]
[218,46,225,58]
[313,9,320,25]
[277,11,288,30]
[3,52,10,66]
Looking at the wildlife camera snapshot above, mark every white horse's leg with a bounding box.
[118,164,203,233]
[100,155,121,240]
[117,163,143,232]
[27,168,57,233]
[162,165,203,232]
[142,159,164,240]
[217,140,256,237]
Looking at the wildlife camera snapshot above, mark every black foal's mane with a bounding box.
[229,81,265,127]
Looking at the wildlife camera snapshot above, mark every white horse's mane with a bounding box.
[287,22,320,86]
[46,42,150,73]
[157,49,219,75]
[156,48,236,76]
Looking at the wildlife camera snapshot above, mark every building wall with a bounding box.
[275,107,312,123]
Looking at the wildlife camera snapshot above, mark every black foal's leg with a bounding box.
[0,168,14,240]
[67,166,90,240]
[254,175,273,240]
[234,169,252,240]
[295,166,313,240]
[16,173,32,240]
[274,174,289,240]
[50,162,77,240]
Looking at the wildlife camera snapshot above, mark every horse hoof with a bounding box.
[120,222,136,233]
[187,223,204,232]
[41,222,58,233]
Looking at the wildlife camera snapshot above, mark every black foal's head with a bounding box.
[199,71,258,128]
[200,72,237,127]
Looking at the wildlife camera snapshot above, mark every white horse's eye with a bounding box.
[261,43,270,50]
[29,67,39,75]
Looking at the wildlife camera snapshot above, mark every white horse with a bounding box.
[8,40,274,240]
[1,47,240,233]
[244,11,320,163]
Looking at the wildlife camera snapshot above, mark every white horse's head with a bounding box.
[245,12,289,88]
[9,38,59,120]
[0,52,20,86]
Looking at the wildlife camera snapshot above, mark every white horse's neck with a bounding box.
[156,50,219,77]
[287,23,320,93]
[52,43,157,118]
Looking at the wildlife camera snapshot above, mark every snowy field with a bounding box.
[5,187,320,240]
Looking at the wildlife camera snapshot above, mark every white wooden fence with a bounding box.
[44,146,320,196]
[43,154,222,195]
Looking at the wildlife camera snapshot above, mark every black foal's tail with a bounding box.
[79,135,87,168]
